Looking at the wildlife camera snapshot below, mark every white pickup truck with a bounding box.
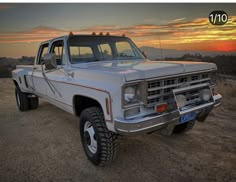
[12,33,222,166]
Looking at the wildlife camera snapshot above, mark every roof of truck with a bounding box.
[41,33,128,44]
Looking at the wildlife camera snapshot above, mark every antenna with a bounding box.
[156,11,165,61]
[158,36,164,61]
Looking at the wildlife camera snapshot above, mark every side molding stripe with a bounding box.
[32,75,113,122]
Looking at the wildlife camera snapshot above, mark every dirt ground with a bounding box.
[0,78,235,182]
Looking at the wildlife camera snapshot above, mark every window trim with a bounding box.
[67,36,145,64]
[50,40,65,66]
[36,43,49,65]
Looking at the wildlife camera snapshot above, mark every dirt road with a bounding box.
[0,78,235,182]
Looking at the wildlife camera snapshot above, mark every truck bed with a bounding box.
[16,65,34,71]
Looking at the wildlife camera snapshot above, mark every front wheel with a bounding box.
[173,120,196,134]
[80,107,118,166]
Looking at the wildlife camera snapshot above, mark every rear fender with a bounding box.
[12,69,32,93]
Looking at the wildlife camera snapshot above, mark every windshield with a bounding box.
[68,36,145,64]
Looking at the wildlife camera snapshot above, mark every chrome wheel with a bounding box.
[80,107,118,166]
[84,121,97,154]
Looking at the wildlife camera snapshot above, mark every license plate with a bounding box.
[180,112,196,124]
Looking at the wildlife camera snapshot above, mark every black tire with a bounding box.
[173,120,196,134]
[80,107,118,166]
[15,87,30,111]
[29,96,39,110]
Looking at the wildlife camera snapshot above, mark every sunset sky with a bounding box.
[0,3,235,58]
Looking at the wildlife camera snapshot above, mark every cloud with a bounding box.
[167,18,186,23]
[79,25,117,32]
[144,18,155,22]
[166,18,209,29]
[0,16,235,52]
[0,26,68,43]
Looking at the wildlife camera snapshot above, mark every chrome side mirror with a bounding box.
[44,53,57,70]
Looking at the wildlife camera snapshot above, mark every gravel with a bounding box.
[0,78,235,182]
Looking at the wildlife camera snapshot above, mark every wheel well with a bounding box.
[73,95,102,116]
[13,80,18,87]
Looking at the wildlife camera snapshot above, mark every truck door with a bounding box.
[43,40,67,104]
[32,43,49,96]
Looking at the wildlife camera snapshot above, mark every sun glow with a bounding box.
[0,3,235,58]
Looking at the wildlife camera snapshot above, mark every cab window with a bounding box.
[99,44,112,59]
[50,40,66,65]
[116,41,136,57]
[69,46,96,63]
[37,43,49,65]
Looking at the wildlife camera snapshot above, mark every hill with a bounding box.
[140,46,236,76]
[1,51,236,78]
[0,57,34,78]
[140,46,236,60]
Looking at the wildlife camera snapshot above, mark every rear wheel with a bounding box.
[80,107,119,166]
[173,120,196,134]
[29,96,39,109]
[15,87,30,111]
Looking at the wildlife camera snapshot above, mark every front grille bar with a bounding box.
[146,72,213,106]
[173,83,215,115]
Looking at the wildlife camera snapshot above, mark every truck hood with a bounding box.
[71,59,217,81]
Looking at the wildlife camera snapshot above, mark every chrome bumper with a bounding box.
[114,93,222,135]
[213,93,222,107]
[115,111,179,135]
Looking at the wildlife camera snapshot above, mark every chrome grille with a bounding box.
[146,72,213,106]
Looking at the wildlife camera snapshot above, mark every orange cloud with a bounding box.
[167,18,187,24]
[0,16,235,53]
[0,26,68,43]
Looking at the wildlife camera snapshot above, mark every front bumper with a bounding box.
[114,93,222,135]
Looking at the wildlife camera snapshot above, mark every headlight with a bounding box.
[124,86,136,103]
[200,89,211,101]
[123,83,142,105]
[176,94,186,108]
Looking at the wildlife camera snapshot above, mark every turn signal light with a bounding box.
[156,103,168,113]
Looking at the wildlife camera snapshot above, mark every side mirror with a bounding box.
[44,53,57,70]
[141,51,148,59]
